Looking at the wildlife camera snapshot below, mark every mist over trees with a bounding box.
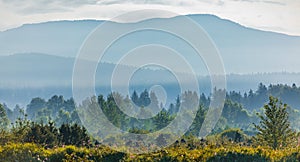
[1,83,300,137]
[228,83,300,110]
[1,83,300,161]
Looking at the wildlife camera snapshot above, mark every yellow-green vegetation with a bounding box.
[0,143,300,162]
[1,91,300,161]
[0,143,126,162]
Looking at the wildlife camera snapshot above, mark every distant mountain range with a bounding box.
[1,53,300,108]
[0,14,300,107]
[0,14,299,74]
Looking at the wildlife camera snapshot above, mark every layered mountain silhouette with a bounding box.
[0,14,299,73]
[0,14,300,107]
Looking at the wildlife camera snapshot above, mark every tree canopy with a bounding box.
[253,96,297,149]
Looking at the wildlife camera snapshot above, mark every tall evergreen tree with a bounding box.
[2,104,13,122]
[153,109,173,130]
[253,96,296,149]
[26,97,46,120]
[59,123,71,145]
[149,91,159,112]
[131,91,139,106]
[25,121,59,147]
[55,109,71,127]
[59,123,90,146]
[64,98,75,112]
[47,95,65,117]
[0,103,10,130]
[188,105,205,136]
[139,89,151,107]
[169,95,181,115]
[12,104,23,123]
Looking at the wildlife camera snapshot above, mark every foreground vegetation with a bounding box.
[1,83,300,161]
[0,142,300,161]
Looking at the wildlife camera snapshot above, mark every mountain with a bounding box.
[0,53,189,107]
[0,14,299,74]
[1,53,300,108]
[1,14,300,107]
[0,20,100,58]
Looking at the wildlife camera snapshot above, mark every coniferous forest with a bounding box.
[1,83,300,161]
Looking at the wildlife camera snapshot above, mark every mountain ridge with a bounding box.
[1,14,299,73]
[2,14,298,37]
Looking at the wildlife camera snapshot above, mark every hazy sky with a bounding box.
[0,0,299,35]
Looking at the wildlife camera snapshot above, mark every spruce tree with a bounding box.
[0,104,10,130]
[253,96,296,149]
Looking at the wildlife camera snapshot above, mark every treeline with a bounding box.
[1,95,80,128]
[1,88,300,161]
[1,83,300,136]
[0,110,90,148]
[227,83,300,110]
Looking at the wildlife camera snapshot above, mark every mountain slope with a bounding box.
[0,15,299,73]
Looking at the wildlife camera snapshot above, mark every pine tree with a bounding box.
[149,91,159,112]
[0,104,10,130]
[253,96,296,149]
[25,121,59,147]
[59,123,72,145]
[139,89,151,107]
[188,105,205,136]
[153,109,172,130]
[174,95,181,113]
[131,91,139,106]
[26,97,46,120]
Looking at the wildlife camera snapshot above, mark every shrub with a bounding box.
[0,143,47,162]
[0,143,300,161]
[219,128,247,143]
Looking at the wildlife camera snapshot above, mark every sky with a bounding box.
[0,0,299,35]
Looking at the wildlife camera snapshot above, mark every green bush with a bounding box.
[0,143,300,161]
[219,128,247,143]
[0,143,47,162]
[207,152,269,162]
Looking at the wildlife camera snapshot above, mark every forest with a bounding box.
[1,83,300,161]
